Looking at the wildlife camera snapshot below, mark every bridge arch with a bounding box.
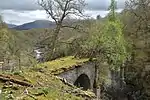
[74,74,91,90]
[58,62,96,91]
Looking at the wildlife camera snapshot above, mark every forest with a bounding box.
[0,0,150,100]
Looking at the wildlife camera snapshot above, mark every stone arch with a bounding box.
[74,74,91,90]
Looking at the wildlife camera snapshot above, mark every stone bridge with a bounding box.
[57,60,120,100]
[58,62,99,92]
[51,56,124,99]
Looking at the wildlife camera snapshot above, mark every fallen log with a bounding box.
[0,74,33,87]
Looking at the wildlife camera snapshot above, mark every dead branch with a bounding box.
[0,74,33,87]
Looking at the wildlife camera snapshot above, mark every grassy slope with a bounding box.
[0,56,95,100]
[37,56,89,74]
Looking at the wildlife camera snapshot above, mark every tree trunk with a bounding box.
[0,74,33,87]
[49,23,62,60]
[18,56,21,71]
[120,63,125,88]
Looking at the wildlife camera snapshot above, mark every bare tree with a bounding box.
[123,1,150,99]
[125,0,150,38]
[38,0,85,60]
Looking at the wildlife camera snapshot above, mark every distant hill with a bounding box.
[12,20,56,30]
[7,24,17,28]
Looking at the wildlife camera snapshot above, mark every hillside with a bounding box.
[7,24,17,28]
[12,20,56,30]
[0,56,95,100]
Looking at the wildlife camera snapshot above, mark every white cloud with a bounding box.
[0,0,126,11]
[85,9,123,19]
[1,10,104,25]
[85,0,111,10]
[0,0,40,11]
[1,10,50,25]
[1,9,123,25]
[0,0,126,25]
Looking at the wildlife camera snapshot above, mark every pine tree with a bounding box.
[108,0,117,21]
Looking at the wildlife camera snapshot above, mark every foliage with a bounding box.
[38,0,86,60]
[120,0,150,99]
[108,0,117,21]
[78,1,130,71]
[0,19,37,72]
[102,0,130,70]
[0,21,13,65]
[100,19,130,70]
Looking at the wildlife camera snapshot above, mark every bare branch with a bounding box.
[38,0,86,60]
[39,0,85,23]
[126,0,150,35]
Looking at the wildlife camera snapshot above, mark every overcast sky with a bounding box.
[0,0,126,25]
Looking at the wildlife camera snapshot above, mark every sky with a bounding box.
[0,0,126,25]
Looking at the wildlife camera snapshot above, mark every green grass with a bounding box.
[0,56,95,100]
[36,56,89,74]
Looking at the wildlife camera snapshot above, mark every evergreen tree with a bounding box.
[78,0,131,88]
[108,0,117,21]
[100,0,130,70]
[99,0,131,89]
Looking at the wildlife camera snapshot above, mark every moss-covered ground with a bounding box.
[0,56,95,100]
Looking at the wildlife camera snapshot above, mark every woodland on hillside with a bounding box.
[0,0,150,100]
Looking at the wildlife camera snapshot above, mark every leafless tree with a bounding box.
[38,0,86,60]
[125,0,150,38]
